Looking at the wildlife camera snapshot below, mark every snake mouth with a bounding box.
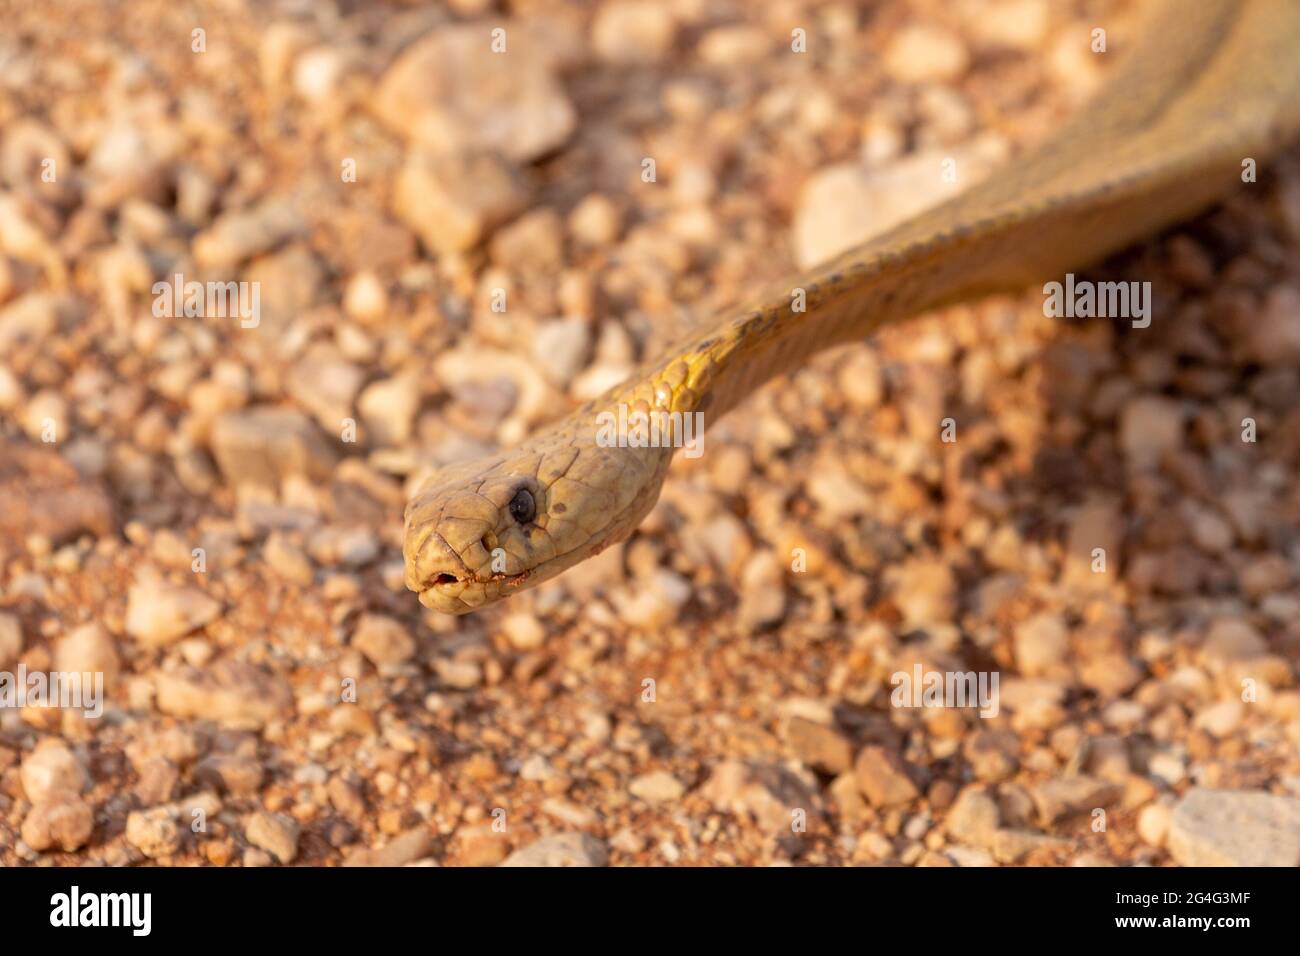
[421,568,529,589]
[415,565,534,614]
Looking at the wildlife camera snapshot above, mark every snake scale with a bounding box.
[404,0,1300,614]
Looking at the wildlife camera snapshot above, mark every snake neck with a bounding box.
[619,0,1300,430]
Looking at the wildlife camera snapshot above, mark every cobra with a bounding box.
[405,0,1300,614]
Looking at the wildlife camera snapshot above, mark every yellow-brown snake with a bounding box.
[405,0,1300,614]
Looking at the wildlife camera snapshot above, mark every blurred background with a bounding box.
[1,0,1298,867]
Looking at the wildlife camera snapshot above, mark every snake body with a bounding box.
[405,0,1300,614]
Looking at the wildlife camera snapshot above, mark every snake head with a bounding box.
[403,414,672,614]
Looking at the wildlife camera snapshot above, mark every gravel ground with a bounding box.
[2,0,1299,867]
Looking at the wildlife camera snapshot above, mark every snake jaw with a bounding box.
[403,463,553,613]
[403,522,503,614]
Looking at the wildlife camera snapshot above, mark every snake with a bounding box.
[404,0,1300,614]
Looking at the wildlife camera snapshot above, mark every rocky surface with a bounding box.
[1167,789,1300,867]
[1,0,1298,869]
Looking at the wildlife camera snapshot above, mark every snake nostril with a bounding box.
[432,573,458,585]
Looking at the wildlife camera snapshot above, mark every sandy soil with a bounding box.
[1,0,1299,867]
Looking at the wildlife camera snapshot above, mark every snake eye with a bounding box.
[508,487,536,524]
